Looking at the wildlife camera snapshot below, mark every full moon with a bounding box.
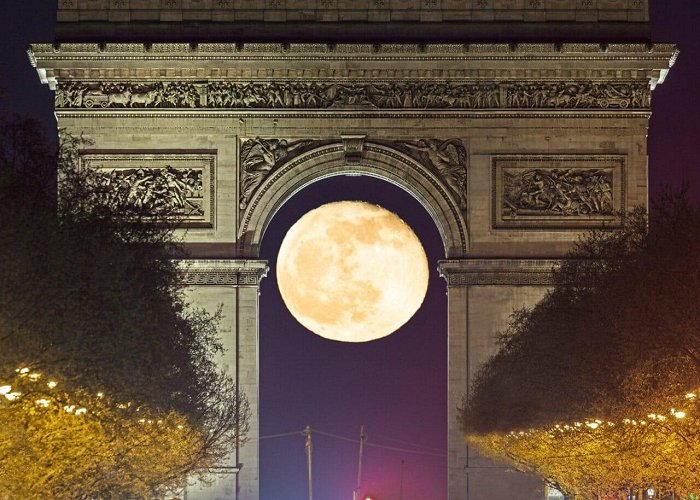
[277,201,429,343]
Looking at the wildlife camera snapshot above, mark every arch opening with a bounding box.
[239,142,469,259]
[257,173,448,500]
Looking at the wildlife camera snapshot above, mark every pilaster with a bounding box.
[180,259,268,500]
[439,258,558,500]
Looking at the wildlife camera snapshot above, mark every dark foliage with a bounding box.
[0,116,247,432]
[463,190,700,434]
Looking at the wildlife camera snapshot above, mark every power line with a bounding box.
[260,427,448,458]
[260,430,304,440]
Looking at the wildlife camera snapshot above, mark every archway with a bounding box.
[258,174,448,499]
[238,141,469,260]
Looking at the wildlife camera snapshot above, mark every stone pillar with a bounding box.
[180,259,268,500]
[438,261,470,500]
[439,259,560,500]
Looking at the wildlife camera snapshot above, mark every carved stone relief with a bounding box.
[239,138,320,212]
[393,139,468,211]
[493,156,625,229]
[56,81,650,110]
[505,82,650,109]
[238,137,467,220]
[80,153,215,227]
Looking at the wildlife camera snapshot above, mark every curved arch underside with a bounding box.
[238,141,469,259]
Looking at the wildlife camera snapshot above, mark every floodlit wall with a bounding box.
[31,39,675,499]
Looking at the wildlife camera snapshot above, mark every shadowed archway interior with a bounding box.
[259,175,447,500]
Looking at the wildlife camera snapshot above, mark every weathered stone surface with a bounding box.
[31,27,674,499]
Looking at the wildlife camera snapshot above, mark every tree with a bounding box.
[462,191,700,498]
[0,116,249,496]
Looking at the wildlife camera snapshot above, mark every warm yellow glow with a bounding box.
[75,408,87,415]
[685,392,697,400]
[277,201,429,343]
[5,392,21,401]
[0,385,11,395]
[35,399,50,407]
[586,422,599,430]
[28,373,40,381]
[17,368,29,374]
[47,381,57,389]
[673,410,686,419]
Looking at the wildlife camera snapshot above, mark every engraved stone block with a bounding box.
[79,152,216,228]
[492,155,625,228]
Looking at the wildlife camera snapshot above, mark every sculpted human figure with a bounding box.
[239,138,311,210]
[403,139,467,209]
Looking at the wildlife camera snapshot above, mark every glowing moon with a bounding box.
[277,201,429,342]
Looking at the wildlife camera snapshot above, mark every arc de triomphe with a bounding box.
[31,2,675,498]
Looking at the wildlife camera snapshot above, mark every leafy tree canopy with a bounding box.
[462,191,700,497]
[0,116,248,495]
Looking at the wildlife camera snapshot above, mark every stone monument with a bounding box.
[31,1,676,498]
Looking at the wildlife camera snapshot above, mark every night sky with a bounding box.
[1,2,699,499]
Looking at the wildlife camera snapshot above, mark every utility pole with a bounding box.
[304,426,313,500]
[353,425,366,500]
[399,459,404,500]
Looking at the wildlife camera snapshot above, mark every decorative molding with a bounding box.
[438,259,561,286]
[54,110,652,120]
[31,42,677,59]
[179,259,269,287]
[79,152,215,228]
[492,155,625,229]
[56,81,651,110]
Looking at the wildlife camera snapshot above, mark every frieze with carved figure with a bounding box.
[493,156,625,229]
[56,81,650,110]
[80,153,215,227]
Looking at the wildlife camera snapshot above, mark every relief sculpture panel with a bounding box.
[80,152,216,228]
[493,156,625,229]
[56,81,649,110]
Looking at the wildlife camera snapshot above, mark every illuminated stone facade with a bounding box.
[32,2,674,498]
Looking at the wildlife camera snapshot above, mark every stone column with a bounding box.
[439,259,559,500]
[438,261,470,500]
[180,259,268,500]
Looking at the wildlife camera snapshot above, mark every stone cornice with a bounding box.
[179,259,268,286]
[438,258,561,286]
[30,41,676,59]
[29,42,677,90]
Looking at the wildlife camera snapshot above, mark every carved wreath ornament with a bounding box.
[57,81,651,110]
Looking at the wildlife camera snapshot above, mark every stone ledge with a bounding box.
[30,41,675,57]
[179,259,269,286]
[438,258,561,285]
